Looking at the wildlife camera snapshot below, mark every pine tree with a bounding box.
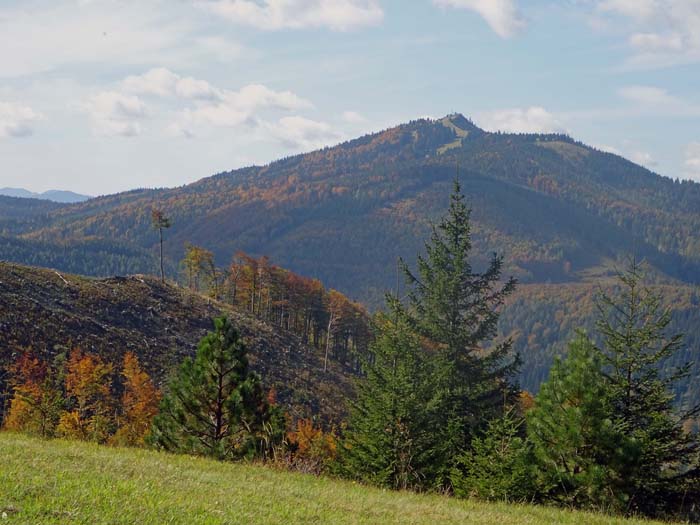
[111,352,161,447]
[339,310,435,490]
[401,179,518,487]
[527,336,637,512]
[149,317,282,460]
[593,260,700,516]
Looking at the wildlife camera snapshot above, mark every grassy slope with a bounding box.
[0,433,670,525]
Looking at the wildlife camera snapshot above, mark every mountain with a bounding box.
[2,113,699,397]
[4,114,699,298]
[0,262,353,425]
[0,187,91,203]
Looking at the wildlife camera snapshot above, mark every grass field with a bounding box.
[0,433,671,524]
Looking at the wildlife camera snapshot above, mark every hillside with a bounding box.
[502,282,700,409]
[3,114,699,304]
[0,262,353,425]
[0,433,671,525]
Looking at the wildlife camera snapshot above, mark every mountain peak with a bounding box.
[438,113,481,133]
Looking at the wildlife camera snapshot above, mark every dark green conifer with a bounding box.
[452,407,534,502]
[527,336,637,512]
[149,317,282,460]
[593,260,700,516]
[339,310,435,490]
[401,179,518,488]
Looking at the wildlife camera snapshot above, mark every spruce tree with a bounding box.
[150,317,282,460]
[401,179,518,487]
[339,310,435,490]
[593,260,700,516]
[527,336,637,512]
[451,407,534,502]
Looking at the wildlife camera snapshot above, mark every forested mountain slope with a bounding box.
[503,281,700,410]
[3,114,699,305]
[0,262,353,425]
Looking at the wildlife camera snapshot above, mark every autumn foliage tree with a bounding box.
[110,352,161,447]
[286,418,338,473]
[3,351,63,437]
[57,348,114,443]
[222,252,370,370]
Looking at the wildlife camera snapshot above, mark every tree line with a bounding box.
[178,242,371,371]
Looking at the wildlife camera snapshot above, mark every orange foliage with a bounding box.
[110,352,161,447]
[57,348,114,442]
[286,418,337,473]
[3,351,61,437]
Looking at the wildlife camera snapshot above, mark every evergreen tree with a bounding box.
[593,260,700,516]
[401,179,518,487]
[451,408,534,502]
[527,336,637,512]
[149,317,282,460]
[338,310,435,490]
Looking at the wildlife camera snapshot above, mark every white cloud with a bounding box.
[616,85,700,116]
[0,102,44,138]
[629,149,657,168]
[617,85,680,106]
[594,0,700,68]
[170,83,312,136]
[123,68,223,101]
[200,0,383,31]
[629,32,684,52]
[685,141,700,181]
[341,110,367,123]
[592,143,622,155]
[265,116,341,148]
[0,2,194,78]
[476,106,565,133]
[84,91,149,137]
[432,0,524,38]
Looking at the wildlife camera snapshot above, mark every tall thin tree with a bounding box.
[151,208,171,283]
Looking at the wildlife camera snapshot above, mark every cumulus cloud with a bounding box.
[476,106,565,133]
[594,0,700,67]
[170,82,312,136]
[265,115,342,148]
[200,0,383,31]
[432,0,524,38]
[123,68,222,101]
[85,91,149,137]
[0,102,44,138]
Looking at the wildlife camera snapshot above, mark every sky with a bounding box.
[1,0,699,196]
